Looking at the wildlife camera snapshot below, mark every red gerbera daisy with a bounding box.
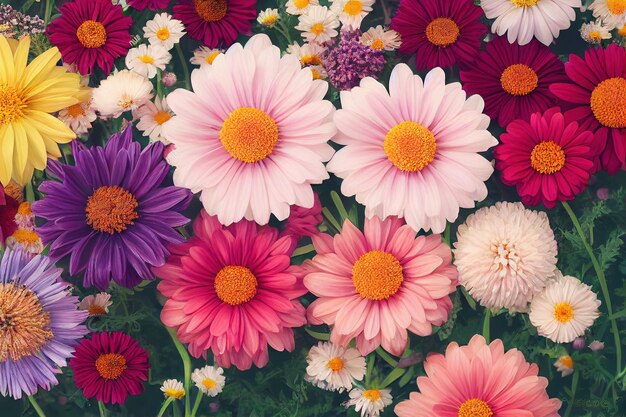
[459,36,568,128]
[46,0,132,75]
[70,332,150,405]
[494,108,595,209]
[173,0,257,48]
[390,0,486,70]
[550,44,626,174]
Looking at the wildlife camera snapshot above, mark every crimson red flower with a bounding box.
[0,186,18,242]
[70,332,150,405]
[127,0,170,10]
[494,108,595,208]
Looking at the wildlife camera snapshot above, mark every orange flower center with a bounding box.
[457,398,493,417]
[607,0,626,14]
[214,265,258,305]
[310,68,322,80]
[300,54,322,66]
[17,202,31,216]
[205,51,221,64]
[352,250,404,301]
[311,23,326,35]
[220,107,279,163]
[261,15,279,27]
[425,17,460,48]
[553,302,574,323]
[85,186,139,234]
[202,378,217,389]
[66,103,86,118]
[363,389,382,402]
[154,111,172,125]
[88,305,107,316]
[0,283,53,362]
[95,353,127,380]
[194,0,228,22]
[326,357,344,372]
[293,0,310,9]
[11,229,40,244]
[559,355,573,368]
[619,25,626,36]
[139,55,155,64]
[76,20,107,49]
[0,85,25,126]
[590,77,626,128]
[156,27,170,41]
[370,38,385,50]
[500,64,538,96]
[589,31,603,42]
[530,141,566,174]
[384,121,437,172]
[344,0,363,16]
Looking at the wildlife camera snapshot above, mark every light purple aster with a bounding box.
[323,30,386,91]
[0,248,88,399]
[32,125,192,290]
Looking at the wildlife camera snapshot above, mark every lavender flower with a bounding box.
[0,4,44,38]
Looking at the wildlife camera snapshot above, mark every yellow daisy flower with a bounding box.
[0,35,81,186]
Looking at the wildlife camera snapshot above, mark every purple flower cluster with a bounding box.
[0,4,44,37]
[323,30,386,91]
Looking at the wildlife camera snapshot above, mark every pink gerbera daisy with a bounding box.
[173,0,257,48]
[303,215,458,356]
[155,211,307,370]
[390,0,486,70]
[46,0,132,75]
[549,44,626,174]
[494,108,595,208]
[395,335,562,417]
[164,34,336,226]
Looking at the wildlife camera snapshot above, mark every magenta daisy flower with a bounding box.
[550,44,626,174]
[173,0,257,48]
[390,0,486,70]
[70,332,150,405]
[460,36,568,128]
[46,0,132,75]
[127,0,170,10]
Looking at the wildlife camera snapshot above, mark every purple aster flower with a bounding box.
[0,248,88,399]
[323,30,386,91]
[32,125,192,290]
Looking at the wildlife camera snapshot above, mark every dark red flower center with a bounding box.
[194,0,228,22]
[85,186,139,234]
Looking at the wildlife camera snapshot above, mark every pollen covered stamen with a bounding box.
[154,111,172,125]
[425,17,460,48]
[500,64,538,96]
[220,107,279,163]
[214,265,258,305]
[156,27,170,41]
[607,0,626,14]
[0,86,26,126]
[530,141,566,174]
[95,353,127,380]
[326,357,345,372]
[311,23,325,35]
[590,77,626,128]
[67,103,86,118]
[457,398,493,417]
[344,0,363,16]
[194,0,228,22]
[139,55,155,64]
[553,302,574,323]
[384,121,437,172]
[85,186,139,234]
[510,0,539,6]
[202,378,217,389]
[76,20,107,49]
[352,250,404,301]
[363,389,382,402]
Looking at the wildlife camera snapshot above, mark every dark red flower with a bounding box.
[127,0,170,10]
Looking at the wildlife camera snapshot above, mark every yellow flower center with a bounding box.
[0,283,53,362]
[344,0,363,16]
[352,250,404,301]
[363,389,382,402]
[510,0,539,6]
[156,27,170,41]
[66,103,85,118]
[165,388,186,399]
[311,68,322,80]
[589,31,603,42]
[607,0,626,14]
[619,25,626,36]
[384,121,437,172]
[300,54,322,66]
[590,77,626,128]
[194,0,228,22]
[154,111,172,125]
[85,186,139,234]
[262,16,279,27]
[214,265,258,305]
[458,398,493,417]
[370,38,385,50]
[202,378,217,390]
[139,55,155,64]
[425,17,460,48]
[17,202,31,216]
[326,357,345,372]
[311,23,326,35]
[293,0,310,9]
[76,20,107,49]
[11,229,40,244]
[559,355,573,368]
[95,353,127,380]
[553,302,574,323]
[205,51,221,64]
[530,141,566,174]
[220,107,279,163]
[500,64,539,96]
[0,85,25,126]
[87,305,107,316]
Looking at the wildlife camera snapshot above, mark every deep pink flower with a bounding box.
[155,211,307,370]
[282,192,323,241]
[127,0,170,10]
[494,108,595,208]
[390,0,486,70]
[46,0,132,75]
[550,44,626,174]
[0,186,18,242]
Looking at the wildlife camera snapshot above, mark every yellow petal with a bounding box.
[12,35,30,81]
[0,35,15,85]
[11,122,29,177]
[24,121,46,170]
[23,110,76,144]
[20,47,62,92]
[0,124,15,186]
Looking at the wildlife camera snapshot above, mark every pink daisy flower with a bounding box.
[395,335,562,417]
[303,215,458,356]
[155,211,307,370]
[46,0,132,75]
[127,0,170,10]
[327,64,496,234]
[173,0,257,48]
[494,108,595,208]
[164,34,336,226]
[549,44,626,174]
[281,192,323,241]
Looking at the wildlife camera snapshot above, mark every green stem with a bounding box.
[175,44,192,90]
[166,327,192,417]
[375,347,398,367]
[482,309,491,343]
[97,400,107,417]
[157,398,174,417]
[157,69,164,98]
[27,395,46,417]
[25,181,35,203]
[443,222,451,247]
[44,0,53,25]
[562,201,621,372]
[190,390,203,417]
[292,244,314,257]
[563,370,579,417]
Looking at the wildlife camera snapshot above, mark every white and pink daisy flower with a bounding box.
[305,342,366,392]
[78,292,113,316]
[134,96,173,143]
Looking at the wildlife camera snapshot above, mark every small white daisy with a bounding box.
[143,13,186,50]
[78,292,113,316]
[286,41,327,67]
[309,64,328,80]
[529,275,601,343]
[305,342,366,392]
[359,25,402,51]
[160,379,186,400]
[331,0,374,30]
[190,46,223,67]
[295,5,340,43]
[258,8,280,28]
[590,0,626,29]
[58,100,96,136]
[344,388,393,417]
[126,44,172,79]
[554,355,574,377]
[134,96,173,143]
[286,0,320,15]
[580,20,612,43]
[92,70,154,118]
[192,365,225,397]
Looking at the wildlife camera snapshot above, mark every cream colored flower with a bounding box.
[192,366,225,397]
[360,25,402,51]
[295,5,339,43]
